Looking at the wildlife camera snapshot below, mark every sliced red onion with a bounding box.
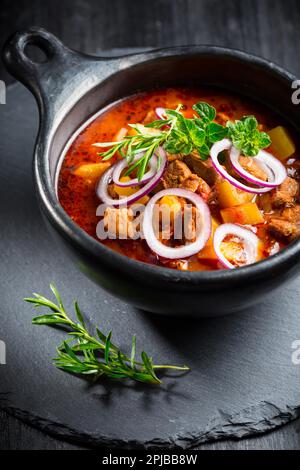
[230,146,286,188]
[143,188,212,259]
[155,107,167,120]
[96,147,167,206]
[112,153,159,187]
[213,223,259,269]
[210,139,272,194]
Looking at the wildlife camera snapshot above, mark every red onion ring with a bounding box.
[96,147,167,206]
[210,139,272,194]
[213,223,259,269]
[112,153,159,187]
[230,146,286,188]
[143,188,212,259]
[155,107,167,120]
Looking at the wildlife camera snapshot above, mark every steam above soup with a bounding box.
[58,87,300,271]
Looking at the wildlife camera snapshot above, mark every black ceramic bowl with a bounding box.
[3,27,300,316]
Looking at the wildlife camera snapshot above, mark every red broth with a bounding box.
[58,87,300,271]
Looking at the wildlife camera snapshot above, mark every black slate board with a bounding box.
[1,82,300,449]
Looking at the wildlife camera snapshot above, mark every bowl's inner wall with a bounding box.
[50,53,300,185]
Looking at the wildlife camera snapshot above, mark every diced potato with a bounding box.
[114,176,149,205]
[197,218,219,260]
[221,202,264,225]
[114,177,135,197]
[73,162,110,181]
[159,195,182,222]
[136,194,150,205]
[221,240,246,266]
[268,126,296,159]
[221,237,263,266]
[216,180,253,208]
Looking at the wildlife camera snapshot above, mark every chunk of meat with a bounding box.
[166,259,189,270]
[221,238,247,267]
[103,207,135,239]
[281,205,300,222]
[107,183,119,199]
[182,175,201,192]
[268,204,300,241]
[167,152,184,162]
[162,160,211,199]
[184,152,220,185]
[162,160,192,187]
[196,177,212,201]
[269,218,299,241]
[239,156,268,181]
[271,177,299,207]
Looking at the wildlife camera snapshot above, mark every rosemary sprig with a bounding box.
[24,285,189,385]
[93,105,182,180]
[93,101,271,181]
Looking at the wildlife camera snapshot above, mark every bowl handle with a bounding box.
[2,27,120,113]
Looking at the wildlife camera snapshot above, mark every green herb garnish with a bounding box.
[163,103,227,159]
[24,285,189,385]
[226,115,271,157]
[95,102,271,180]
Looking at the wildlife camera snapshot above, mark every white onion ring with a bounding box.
[155,107,167,120]
[96,147,167,206]
[210,139,272,194]
[112,153,159,187]
[230,146,286,188]
[143,188,212,259]
[213,223,259,269]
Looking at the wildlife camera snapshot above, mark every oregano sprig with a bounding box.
[24,285,189,385]
[226,115,271,157]
[94,101,272,180]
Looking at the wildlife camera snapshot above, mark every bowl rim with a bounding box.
[35,44,300,288]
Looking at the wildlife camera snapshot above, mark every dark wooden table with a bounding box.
[1,0,300,450]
